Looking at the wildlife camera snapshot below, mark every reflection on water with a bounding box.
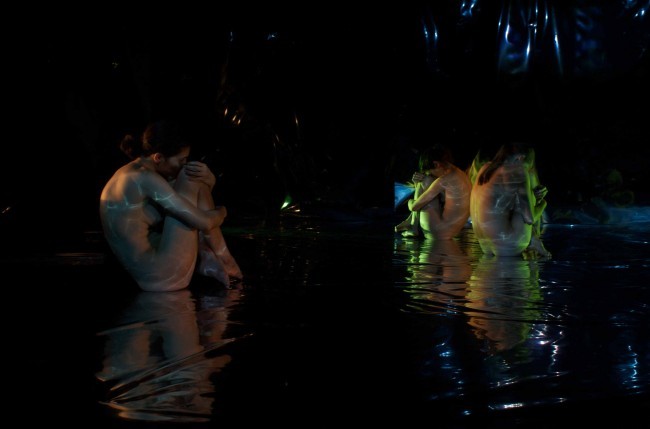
[393,224,650,414]
[397,236,472,286]
[395,231,546,350]
[95,286,245,423]
[394,232,555,400]
[466,255,542,354]
[87,219,649,425]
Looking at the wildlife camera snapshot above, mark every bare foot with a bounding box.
[198,249,230,286]
[401,229,420,238]
[219,253,243,280]
[395,218,413,233]
[524,235,551,259]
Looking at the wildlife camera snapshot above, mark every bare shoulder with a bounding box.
[128,166,169,188]
[109,164,173,200]
[448,166,471,183]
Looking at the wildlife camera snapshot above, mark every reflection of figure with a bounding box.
[99,120,242,291]
[466,255,542,353]
[419,238,471,285]
[396,236,471,308]
[96,288,240,423]
[395,144,471,239]
[469,142,550,258]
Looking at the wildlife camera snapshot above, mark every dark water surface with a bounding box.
[10,212,650,427]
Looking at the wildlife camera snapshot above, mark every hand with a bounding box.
[412,172,425,183]
[184,161,216,189]
[533,185,548,202]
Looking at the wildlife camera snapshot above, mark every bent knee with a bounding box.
[174,169,209,195]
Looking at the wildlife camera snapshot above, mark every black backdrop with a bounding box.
[5,1,650,252]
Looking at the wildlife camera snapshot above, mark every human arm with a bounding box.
[183,161,216,189]
[143,171,224,232]
[526,165,547,224]
[408,177,444,212]
[508,164,545,226]
[411,171,426,184]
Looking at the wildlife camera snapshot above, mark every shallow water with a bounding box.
[393,225,650,419]
[10,213,650,427]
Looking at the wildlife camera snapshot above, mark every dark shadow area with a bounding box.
[5,2,650,258]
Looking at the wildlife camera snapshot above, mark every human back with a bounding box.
[100,159,187,267]
[397,143,472,240]
[470,161,533,256]
[469,142,548,258]
[99,120,231,291]
[418,164,471,239]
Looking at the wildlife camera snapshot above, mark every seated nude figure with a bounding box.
[395,144,471,239]
[469,142,551,259]
[99,120,242,292]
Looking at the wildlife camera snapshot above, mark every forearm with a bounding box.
[409,193,433,212]
[204,207,227,232]
[408,197,423,212]
[410,180,439,212]
[532,199,547,223]
[166,202,225,232]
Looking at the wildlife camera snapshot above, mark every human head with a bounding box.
[477,142,535,185]
[418,144,453,175]
[141,120,190,158]
[121,120,190,159]
[492,141,534,166]
[120,120,191,179]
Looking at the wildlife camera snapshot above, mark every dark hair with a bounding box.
[120,120,190,159]
[477,142,534,185]
[418,144,453,172]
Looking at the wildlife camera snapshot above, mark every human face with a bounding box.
[157,147,191,180]
[428,161,446,178]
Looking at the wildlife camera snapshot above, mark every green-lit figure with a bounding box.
[395,144,472,239]
[469,142,550,259]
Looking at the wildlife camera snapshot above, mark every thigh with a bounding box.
[156,172,205,266]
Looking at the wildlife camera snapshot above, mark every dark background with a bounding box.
[5,1,650,253]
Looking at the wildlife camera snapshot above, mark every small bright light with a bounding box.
[281,195,293,210]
